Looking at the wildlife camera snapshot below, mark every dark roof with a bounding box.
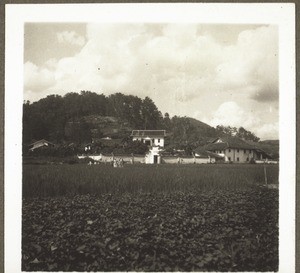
[244,141,274,158]
[206,151,224,159]
[253,148,273,159]
[29,139,54,146]
[204,142,228,151]
[217,137,255,149]
[194,148,224,159]
[194,137,256,154]
[219,137,255,149]
[131,130,166,137]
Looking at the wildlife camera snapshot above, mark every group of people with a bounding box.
[87,156,130,167]
[88,161,99,165]
[112,158,124,168]
[87,158,125,167]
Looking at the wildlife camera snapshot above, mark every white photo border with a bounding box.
[5,3,295,273]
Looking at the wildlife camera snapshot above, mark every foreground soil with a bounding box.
[22,188,278,271]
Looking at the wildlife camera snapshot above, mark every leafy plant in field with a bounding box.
[22,189,278,271]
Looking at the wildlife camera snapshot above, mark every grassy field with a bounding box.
[22,163,279,198]
[22,163,279,271]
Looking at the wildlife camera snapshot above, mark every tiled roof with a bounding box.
[220,137,255,149]
[131,130,166,137]
[194,137,256,154]
[194,148,224,158]
[29,139,54,146]
[203,142,228,151]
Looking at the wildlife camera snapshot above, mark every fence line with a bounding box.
[78,154,215,164]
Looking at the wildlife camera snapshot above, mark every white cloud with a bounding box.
[209,101,260,128]
[208,101,278,140]
[25,24,278,102]
[24,24,279,139]
[215,26,278,102]
[24,61,55,93]
[256,122,279,140]
[57,31,85,47]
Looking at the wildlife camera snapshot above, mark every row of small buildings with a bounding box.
[131,130,273,164]
[28,129,276,164]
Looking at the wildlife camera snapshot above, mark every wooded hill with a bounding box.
[23,91,278,157]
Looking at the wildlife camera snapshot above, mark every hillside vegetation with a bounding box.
[23,91,219,149]
[23,91,278,156]
[252,140,279,159]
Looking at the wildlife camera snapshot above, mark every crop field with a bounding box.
[23,164,278,197]
[22,164,279,271]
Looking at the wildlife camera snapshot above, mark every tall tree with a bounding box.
[236,126,260,142]
[216,125,260,142]
[80,91,107,116]
[64,119,92,144]
[37,95,65,142]
[141,96,161,129]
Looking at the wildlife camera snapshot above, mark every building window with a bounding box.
[237,157,240,162]
[237,149,239,153]
[229,149,231,152]
[228,157,231,161]
[244,149,246,153]
[158,139,160,143]
[246,157,249,161]
[249,150,252,154]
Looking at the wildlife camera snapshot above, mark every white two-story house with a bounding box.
[131,130,166,164]
[195,137,271,163]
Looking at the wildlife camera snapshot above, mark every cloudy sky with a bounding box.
[24,23,279,140]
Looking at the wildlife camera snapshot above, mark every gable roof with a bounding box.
[212,137,255,149]
[131,130,166,138]
[29,139,54,147]
[194,136,274,159]
[194,136,255,154]
[29,139,55,151]
[194,149,224,159]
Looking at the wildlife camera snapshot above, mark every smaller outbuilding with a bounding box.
[193,149,224,163]
[29,139,55,152]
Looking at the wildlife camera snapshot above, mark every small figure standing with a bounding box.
[113,158,118,168]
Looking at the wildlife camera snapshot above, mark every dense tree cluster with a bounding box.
[216,125,260,142]
[23,91,264,156]
[23,91,162,145]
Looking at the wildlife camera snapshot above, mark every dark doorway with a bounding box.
[145,140,151,146]
[154,155,158,164]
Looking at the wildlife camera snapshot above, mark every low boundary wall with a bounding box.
[78,154,145,164]
[78,154,213,164]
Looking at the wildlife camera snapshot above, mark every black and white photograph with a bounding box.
[5,3,295,273]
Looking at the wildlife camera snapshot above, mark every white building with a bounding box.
[131,130,166,164]
[29,139,55,152]
[195,137,272,163]
[131,130,166,148]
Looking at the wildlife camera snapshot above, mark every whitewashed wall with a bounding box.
[162,157,212,164]
[79,154,215,164]
[78,154,145,163]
